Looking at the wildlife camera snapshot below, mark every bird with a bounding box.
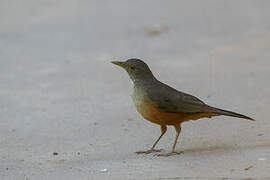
[111,58,254,156]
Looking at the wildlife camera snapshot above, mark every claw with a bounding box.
[155,151,184,157]
[135,149,163,154]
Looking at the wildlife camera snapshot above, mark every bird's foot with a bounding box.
[135,149,163,154]
[155,151,184,157]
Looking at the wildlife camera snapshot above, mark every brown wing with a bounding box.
[146,81,211,113]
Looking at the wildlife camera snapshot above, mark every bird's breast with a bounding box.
[131,86,166,124]
[131,86,146,110]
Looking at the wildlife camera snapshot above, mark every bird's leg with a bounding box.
[136,125,167,154]
[157,124,183,157]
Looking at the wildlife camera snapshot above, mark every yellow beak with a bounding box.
[111,61,125,68]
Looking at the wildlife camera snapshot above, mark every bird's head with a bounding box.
[111,58,155,83]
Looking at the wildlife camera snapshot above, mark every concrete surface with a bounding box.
[0,0,270,179]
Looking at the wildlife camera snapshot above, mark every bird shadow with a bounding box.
[175,142,270,156]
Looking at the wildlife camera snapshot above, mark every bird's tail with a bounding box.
[208,106,255,121]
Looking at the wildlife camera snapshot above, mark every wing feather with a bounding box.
[147,81,209,113]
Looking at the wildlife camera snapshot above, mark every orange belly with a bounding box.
[134,98,220,125]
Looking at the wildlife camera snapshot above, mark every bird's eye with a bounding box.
[130,66,135,70]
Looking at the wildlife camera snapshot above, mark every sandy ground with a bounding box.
[1,0,270,179]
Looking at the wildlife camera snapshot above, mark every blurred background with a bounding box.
[0,0,270,179]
